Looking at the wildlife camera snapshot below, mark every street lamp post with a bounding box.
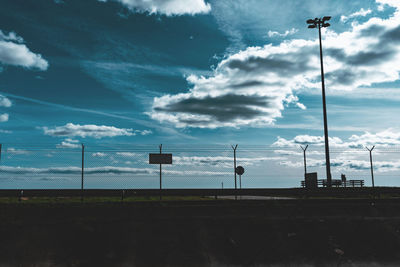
[307,16,332,187]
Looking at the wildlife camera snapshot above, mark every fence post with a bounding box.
[366,146,375,188]
[81,143,85,202]
[300,145,308,179]
[231,144,238,200]
[159,144,162,201]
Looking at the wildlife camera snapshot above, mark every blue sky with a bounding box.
[1,0,400,188]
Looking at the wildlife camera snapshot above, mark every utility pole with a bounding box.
[366,146,375,188]
[307,16,332,187]
[300,145,309,178]
[232,144,238,200]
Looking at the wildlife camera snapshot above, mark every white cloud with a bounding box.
[98,0,211,16]
[150,0,400,128]
[281,157,400,173]
[0,30,24,43]
[267,28,298,38]
[273,149,323,156]
[0,113,8,122]
[376,0,400,11]
[139,129,152,135]
[0,165,229,176]
[296,103,306,110]
[0,95,11,107]
[56,138,80,148]
[348,129,400,148]
[273,135,344,148]
[92,152,107,157]
[273,129,400,149]
[116,152,137,157]
[0,30,48,70]
[6,148,30,155]
[341,8,372,22]
[43,123,150,139]
[174,155,285,168]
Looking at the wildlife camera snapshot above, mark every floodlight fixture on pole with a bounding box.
[366,146,375,188]
[307,16,332,187]
[300,145,309,178]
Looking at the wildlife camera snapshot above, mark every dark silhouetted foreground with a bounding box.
[1,199,400,266]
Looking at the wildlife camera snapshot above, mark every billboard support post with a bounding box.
[149,145,173,201]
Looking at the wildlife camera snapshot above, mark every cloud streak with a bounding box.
[341,8,372,22]
[98,0,211,16]
[174,155,285,168]
[0,165,229,176]
[267,28,298,38]
[42,123,151,139]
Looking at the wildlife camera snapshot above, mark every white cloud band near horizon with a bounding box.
[0,165,229,177]
[42,123,152,139]
[273,129,400,149]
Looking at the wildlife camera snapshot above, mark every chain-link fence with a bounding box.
[0,144,399,189]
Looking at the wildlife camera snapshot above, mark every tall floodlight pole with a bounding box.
[366,146,375,188]
[307,16,332,187]
[300,145,309,178]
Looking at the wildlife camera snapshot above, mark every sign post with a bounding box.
[149,145,172,201]
[235,166,245,199]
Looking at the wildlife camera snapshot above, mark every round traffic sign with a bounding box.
[235,166,245,175]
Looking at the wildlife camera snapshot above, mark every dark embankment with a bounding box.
[1,199,400,266]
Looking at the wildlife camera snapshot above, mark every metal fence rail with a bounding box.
[0,143,399,190]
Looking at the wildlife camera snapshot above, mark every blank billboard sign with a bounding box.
[149,153,173,164]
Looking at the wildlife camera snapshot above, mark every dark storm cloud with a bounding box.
[325,69,363,85]
[347,163,370,170]
[358,24,386,38]
[325,48,347,61]
[231,80,284,88]
[154,94,270,122]
[382,25,400,41]
[227,53,315,75]
[347,50,395,65]
[327,47,394,67]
